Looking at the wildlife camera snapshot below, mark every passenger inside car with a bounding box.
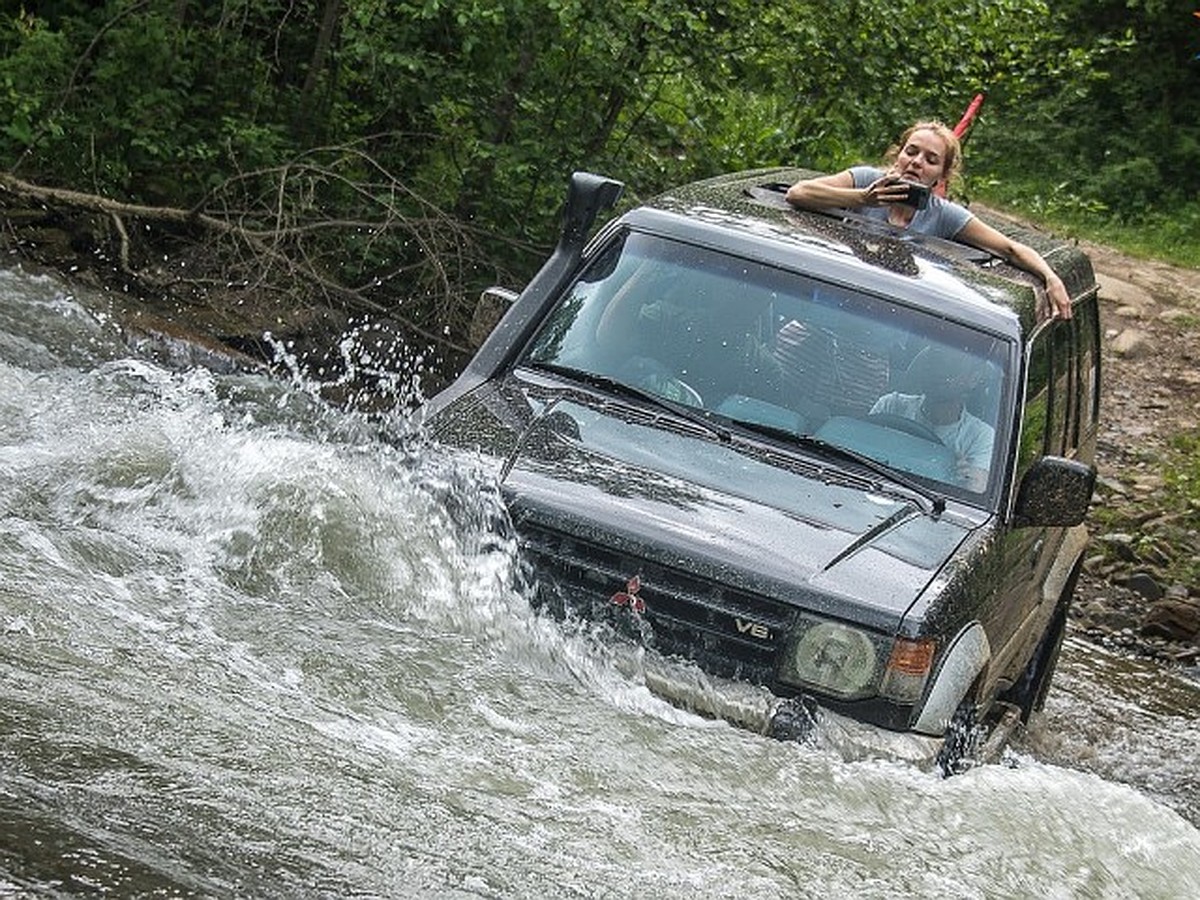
[773,318,890,422]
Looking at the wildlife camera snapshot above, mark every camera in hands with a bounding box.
[890,178,931,210]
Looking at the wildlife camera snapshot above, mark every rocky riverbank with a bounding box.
[1066,237,1200,672]
[4,198,1200,672]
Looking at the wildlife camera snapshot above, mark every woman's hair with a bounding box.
[884,121,963,187]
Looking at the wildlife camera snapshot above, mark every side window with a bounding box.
[1075,298,1100,436]
[1017,336,1051,479]
[1048,321,1075,455]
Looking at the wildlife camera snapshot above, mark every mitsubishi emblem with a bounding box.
[610,575,646,613]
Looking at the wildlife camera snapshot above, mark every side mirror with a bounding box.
[1013,456,1096,527]
[468,286,521,348]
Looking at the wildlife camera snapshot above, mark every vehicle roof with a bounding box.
[620,167,1097,340]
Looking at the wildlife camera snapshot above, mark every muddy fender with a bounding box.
[914,623,991,735]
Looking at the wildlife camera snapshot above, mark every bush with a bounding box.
[1083,157,1160,218]
[0,13,72,155]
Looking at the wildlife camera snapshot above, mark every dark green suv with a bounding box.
[425,169,1100,772]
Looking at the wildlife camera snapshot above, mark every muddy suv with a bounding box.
[425,169,1100,771]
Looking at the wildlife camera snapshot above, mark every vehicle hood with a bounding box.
[436,377,977,626]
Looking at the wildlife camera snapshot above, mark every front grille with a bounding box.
[520,523,795,685]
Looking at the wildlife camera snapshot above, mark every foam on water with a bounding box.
[1,269,1198,898]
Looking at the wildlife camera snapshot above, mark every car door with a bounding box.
[985,326,1073,690]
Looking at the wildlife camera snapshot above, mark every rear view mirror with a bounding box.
[481,286,519,307]
[468,286,521,348]
[1013,457,1096,527]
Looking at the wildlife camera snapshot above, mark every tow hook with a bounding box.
[768,695,820,742]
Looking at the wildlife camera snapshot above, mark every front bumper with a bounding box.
[613,647,945,768]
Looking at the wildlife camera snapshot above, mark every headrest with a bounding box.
[901,345,982,401]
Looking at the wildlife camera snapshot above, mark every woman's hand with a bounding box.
[864,176,918,207]
[1045,273,1073,320]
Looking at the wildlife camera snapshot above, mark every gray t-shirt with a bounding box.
[849,166,974,239]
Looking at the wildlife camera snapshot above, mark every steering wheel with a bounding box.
[867,412,942,444]
[643,372,703,408]
[627,356,704,408]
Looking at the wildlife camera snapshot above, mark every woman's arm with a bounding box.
[787,170,919,213]
[785,171,864,210]
[955,218,1073,320]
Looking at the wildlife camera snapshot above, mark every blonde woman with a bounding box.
[786,121,1072,320]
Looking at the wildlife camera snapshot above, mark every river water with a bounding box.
[1,267,1198,898]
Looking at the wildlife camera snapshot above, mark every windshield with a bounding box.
[523,231,1014,503]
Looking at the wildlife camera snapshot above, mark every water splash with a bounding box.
[264,313,436,418]
[2,268,1198,898]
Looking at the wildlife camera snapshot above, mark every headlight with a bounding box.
[779,619,886,699]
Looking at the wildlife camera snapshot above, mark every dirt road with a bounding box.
[1070,235,1200,666]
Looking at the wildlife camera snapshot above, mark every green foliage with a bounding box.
[1,0,1197,329]
[1151,432,1200,585]
[1091,429,1200,591]
[968,0,1199,220]
[970,174,1200,269]
[0,11,72,149]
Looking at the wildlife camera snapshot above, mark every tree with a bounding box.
[0,0,1176,364]
[970,0,1199,218]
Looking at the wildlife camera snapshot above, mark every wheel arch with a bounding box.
[913,622,991,735]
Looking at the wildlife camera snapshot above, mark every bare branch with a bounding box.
[2,146,538,359]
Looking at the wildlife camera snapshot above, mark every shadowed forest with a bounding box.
[1,0,1198,374]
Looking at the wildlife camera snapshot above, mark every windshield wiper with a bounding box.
[684,412,945,515]
[789,433,947,516]
[528,362,732,442]
[529,363,945,514]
